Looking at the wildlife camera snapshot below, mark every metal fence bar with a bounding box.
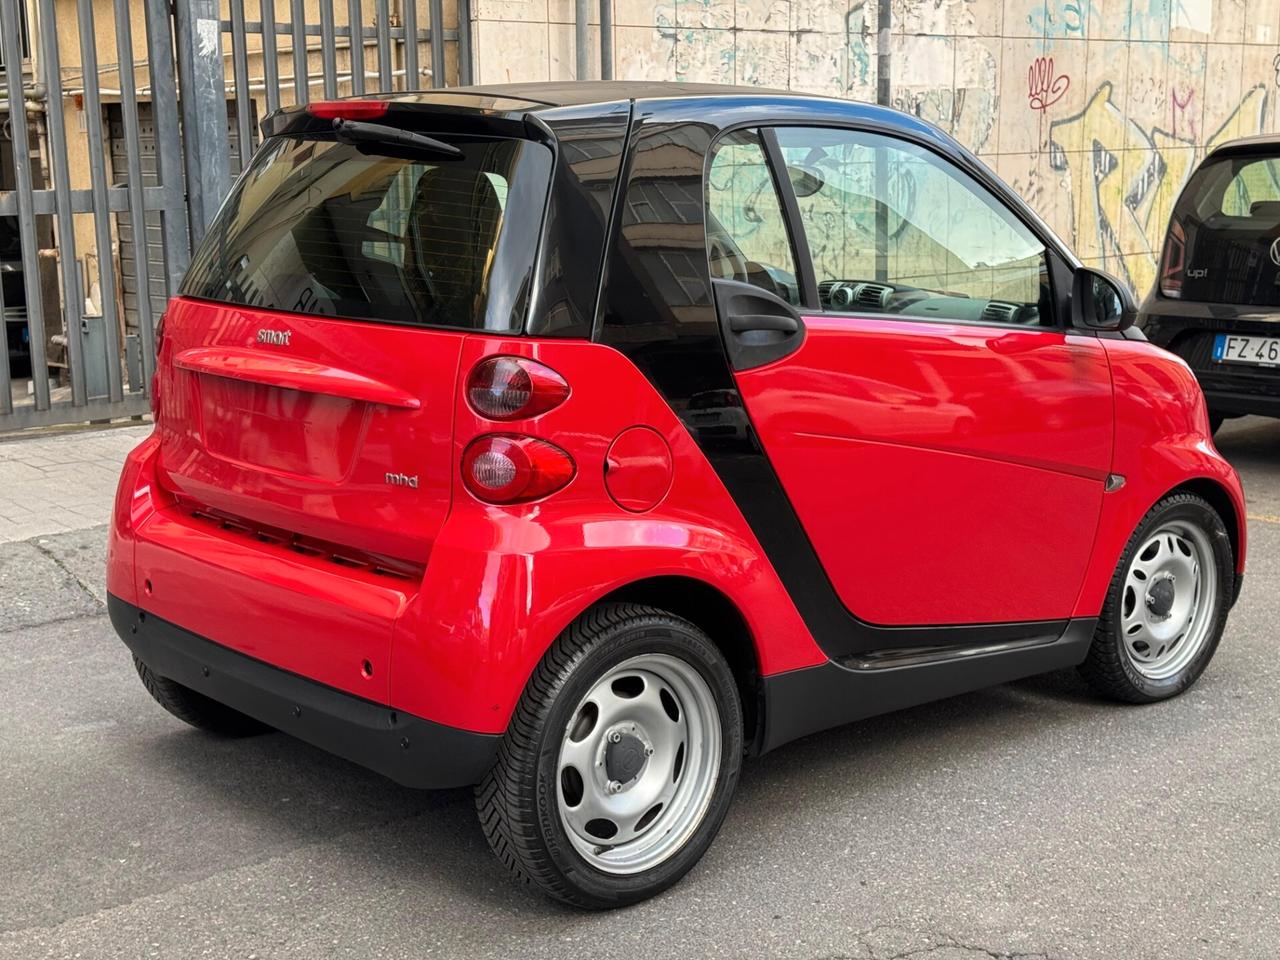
[374,0,392,90]
[457,0,472,84]
[347,0,365,94]
[319,0,339,98]
[0,186,171,217]
[175,0,231,245]
[37,0,88,406]
[144,0,190,288]
[172,0,205,246]
[4,393,151,432]
[111,0,157,387]
[259,0,281,114]
[575,0,589,80]
[222,19,440,39]
[229,0,255,163]
[0,3,49,411]
[600,0,613,80]
[406,0,423,90]
[291,0,309,104]
[0,259,9,417]
[75,0,124,402]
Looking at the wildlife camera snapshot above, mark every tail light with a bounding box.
[1160,219,1186,298]
[462,435,575,504]
[149,312,167,418]
[306,100,388,120]
[467,356,569,420]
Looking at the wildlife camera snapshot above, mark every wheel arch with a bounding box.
[1167,476,1242,571]
[598,575,765,754]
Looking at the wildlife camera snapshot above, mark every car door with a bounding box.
[705,125,1114,629]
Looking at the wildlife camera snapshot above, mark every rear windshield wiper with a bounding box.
[330,118,462,159]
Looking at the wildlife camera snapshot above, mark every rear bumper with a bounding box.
[1202,388,1280,419]
[1139,304,1280,418]
[109,593,498,789]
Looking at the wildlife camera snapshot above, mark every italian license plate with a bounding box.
[1213,333,1280,366]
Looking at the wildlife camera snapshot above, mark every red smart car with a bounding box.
[109,82,1246,908]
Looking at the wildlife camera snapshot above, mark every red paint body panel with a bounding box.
[603,427,674,512]
[156,297,461,563]
[113,330,825,732]
[734,315,1114,624]
[110,306,1245,736]
[1072,337,1247,617]
[390,336,825,732]
[174,347,423,409]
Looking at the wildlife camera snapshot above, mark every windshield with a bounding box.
[181,133,552,331]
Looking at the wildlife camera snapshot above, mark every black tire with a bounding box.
[475,603,744,909]
[133,656,269,736]
[1208,412,1225,435]
[1079,493,1233,703]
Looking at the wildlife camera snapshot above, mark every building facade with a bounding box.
[475,0,1280,298]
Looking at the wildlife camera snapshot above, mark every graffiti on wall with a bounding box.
[1027,57,1071,112]
[1049,82,1269,293]
[625,0,1278,296]
[892,41,998,154]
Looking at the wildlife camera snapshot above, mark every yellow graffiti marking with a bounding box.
[1049,84,1270,294]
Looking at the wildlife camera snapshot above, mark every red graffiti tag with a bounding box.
[1171,87,1196,140]
[1028,56,1070,112]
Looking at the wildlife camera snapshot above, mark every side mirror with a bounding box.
[1071,266,1136,332]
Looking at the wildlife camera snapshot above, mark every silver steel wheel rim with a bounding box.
[556,653,722,876]
[1120,521,1218,681]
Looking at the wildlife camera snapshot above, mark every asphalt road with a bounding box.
[4,418,1280,960]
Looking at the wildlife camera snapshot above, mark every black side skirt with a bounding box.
[759,618,1097,753]
[109,594,498,789]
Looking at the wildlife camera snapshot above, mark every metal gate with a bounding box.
[0,0,469,433]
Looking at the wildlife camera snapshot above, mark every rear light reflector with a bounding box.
[466,356,569,420]
[306,100,389,120]
[462,434,575,504]
[1160,218,1186,299]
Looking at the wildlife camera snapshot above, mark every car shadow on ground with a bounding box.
[130,662,1113,916]
[1212,415,1280,474]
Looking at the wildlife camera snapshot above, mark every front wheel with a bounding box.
[1079,493,1234,703]
[476,603,743,909]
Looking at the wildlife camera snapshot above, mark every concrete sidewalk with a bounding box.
[0,425,152,543]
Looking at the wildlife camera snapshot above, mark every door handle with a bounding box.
[712,278,807,371]
[729,313,800,334]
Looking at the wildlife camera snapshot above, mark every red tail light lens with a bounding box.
[466,356,569,420]
[1160,218,1186,298]
[461,435,575,504]
[307,100,389,120]
[149,312,167,418]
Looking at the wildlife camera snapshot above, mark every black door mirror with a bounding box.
[1071,266,1136,332]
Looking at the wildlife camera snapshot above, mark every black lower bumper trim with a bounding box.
[1201,388,1280,419]
[108,594,498,789]
[759,617,1098,753]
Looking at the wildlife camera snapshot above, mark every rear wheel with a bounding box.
[1208,412,1225,435]
[1079,493,1233,703]
[133,656,269,736]
[476,603,743,909]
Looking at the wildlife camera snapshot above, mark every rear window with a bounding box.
[1162,152,1280,305]
[182,133,552,331]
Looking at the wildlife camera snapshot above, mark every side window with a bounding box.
[774,127,1053,326]
[705,130,801,305]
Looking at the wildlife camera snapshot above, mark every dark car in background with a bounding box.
[1140,135,1280,432]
